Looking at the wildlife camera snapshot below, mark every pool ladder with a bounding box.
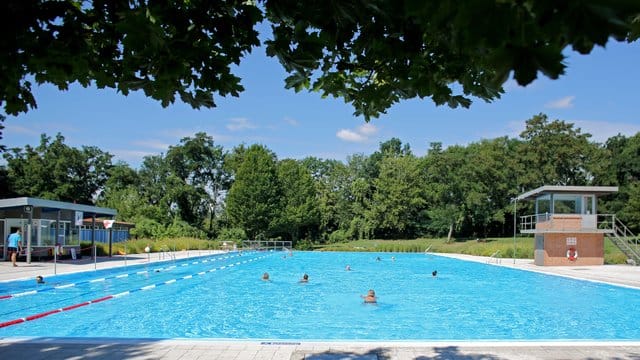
[424,245,432,254]
[487,250,501,264]
[159,246,176,260]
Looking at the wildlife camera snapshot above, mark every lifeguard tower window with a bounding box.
[537,195,551,214]
[555,194,578,214]
[537,194,595,214]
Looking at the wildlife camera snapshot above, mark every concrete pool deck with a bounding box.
[2,251,640,359]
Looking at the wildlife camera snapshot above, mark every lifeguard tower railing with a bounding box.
[520,213,640,265]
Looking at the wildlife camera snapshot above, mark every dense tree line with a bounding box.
[2,114,639,246]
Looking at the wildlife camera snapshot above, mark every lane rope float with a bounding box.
[0,252,273,328]
[0,252,248,301]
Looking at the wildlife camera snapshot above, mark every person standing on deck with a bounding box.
[7,229,22,267]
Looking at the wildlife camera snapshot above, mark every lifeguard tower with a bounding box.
[517,185,640,266]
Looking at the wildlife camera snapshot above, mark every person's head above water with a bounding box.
[362,289,377,303]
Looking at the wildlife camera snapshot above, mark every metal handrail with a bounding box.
[596,214,617,232]
[159,246,175,260]
[519,213,618,233]
[519,213,551,232]
[613,217,639,252]
[487,250,501,264]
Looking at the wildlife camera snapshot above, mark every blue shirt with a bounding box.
[8,232,21,248]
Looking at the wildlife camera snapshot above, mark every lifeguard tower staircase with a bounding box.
[518,186,640,266]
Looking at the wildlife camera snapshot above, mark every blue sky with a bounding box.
[2,39,639,168]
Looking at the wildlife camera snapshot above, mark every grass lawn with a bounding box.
[86,236,629,265]
[315,236,628,264]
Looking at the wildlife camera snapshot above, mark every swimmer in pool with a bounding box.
[299,273,309,283]
[262,272,270,281]
[36,275,45,284]
[361,289,377,304]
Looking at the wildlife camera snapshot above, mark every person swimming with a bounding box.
[299,273,309,283]
[262,272,270,281]
[432,270,438,277]
[345,265,351,271]
[361,289,377,304]
[36,275,45,284]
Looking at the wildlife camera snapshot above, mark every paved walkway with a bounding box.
[436,253,640,289]
[2,252,640,359]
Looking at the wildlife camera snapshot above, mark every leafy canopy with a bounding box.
[1,1,639,120]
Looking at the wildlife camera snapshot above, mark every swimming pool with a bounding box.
[1,251,640,341]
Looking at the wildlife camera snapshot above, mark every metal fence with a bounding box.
[243,240,292,251]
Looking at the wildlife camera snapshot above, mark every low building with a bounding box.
[0,197,127,262]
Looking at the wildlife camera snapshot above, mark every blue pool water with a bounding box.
[1,251,640,340]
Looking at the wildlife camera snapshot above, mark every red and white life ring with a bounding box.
[566,247,578,261]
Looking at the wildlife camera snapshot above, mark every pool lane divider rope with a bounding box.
[0,252,249,301]
[0,252,274,329]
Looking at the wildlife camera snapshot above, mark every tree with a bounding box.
[367,154,426,238]
[274,159,320,243]
[165,133,230,233]
[345,154,374,240]
[97,162,143,221]
[102,161,140,191]
[422,142,467,241]
[137,154,174,223]
[2,1,638,119]
[461,137,521,237]
[0,0,262,115]
[602,133,640,186]
[597,133,640,231]
[0,114,6,152]
[619,182,640,233]
[301,156,353,240]
[3,133,112,203]
[517,114,601,188]
[225,144,282,239]
[267,1,640,119]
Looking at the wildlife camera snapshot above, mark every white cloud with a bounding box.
[112,149,159,159]
[226,117,257,131]
[160,128,198,139]
[132,139,171,151]
[570,120,640,143]
[546,96,575,109]
[358,123,378,135]
[5,123,40,136]
[336,123,379,143]
[336,129,366,142]
[284,117,298,126]
[110,149,160,168]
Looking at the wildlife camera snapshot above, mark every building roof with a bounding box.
[0,197,116,217]
[516,186,618,201]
